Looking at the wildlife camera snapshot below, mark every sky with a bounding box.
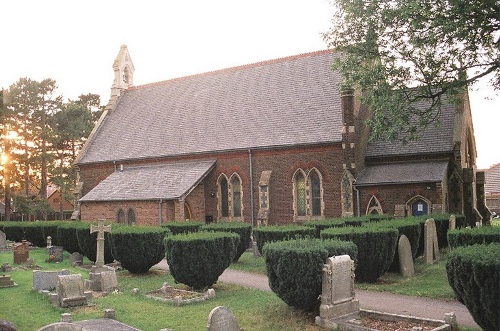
[1,0,498,169]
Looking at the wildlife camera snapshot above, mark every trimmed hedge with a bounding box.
[0,221,64,247]
[446,243,500,331]
[161,221,204,235]
[303,219,345,238]
[76,222,115,264]
[253,225,316,255]
[0,222,27,243]
[448,226,500,248]
[57,222,88,254]
[111,226,171,274]
[321,225,398,283]
[263,238,357,312]
[165,231,239,289]
[202,222,252,262]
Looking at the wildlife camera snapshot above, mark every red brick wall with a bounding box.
[80,200,160,226]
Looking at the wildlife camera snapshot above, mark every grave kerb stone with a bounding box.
[398,235,415,277]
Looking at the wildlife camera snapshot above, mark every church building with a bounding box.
[73,45,487,226]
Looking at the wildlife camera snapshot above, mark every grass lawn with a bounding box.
[0,248,322,331]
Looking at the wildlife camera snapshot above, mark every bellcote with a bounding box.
[110,45,135,98]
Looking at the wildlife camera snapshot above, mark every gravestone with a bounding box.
[0,275,16,288]
[86,221,118,292]
[316,255,359,328]
[206,306,242,331]
[449,214,456,230]
[46,236,52,249]
[398,235,415,277]
[69,252,83,266]
[33,270,71,292]
[0,230,6,249]
[48,246,64,263]
[13,241,29,264]
[99,270,119,293]
[424,218,439,264]
[90,220,111,268]
[37,322,85,331]
[56,274,88,308]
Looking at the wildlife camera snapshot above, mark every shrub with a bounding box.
[446,243,500,331]
[165,231,239,289]
[76,222,115,264]
[161,221,204,235]
[202,222,252,262]
[303,219,345,238]
[57,222,88,254]
[0,221,64,247]
[448,226,500,248]
[263,238,357,312]
[253,225,316,255]
[111,226,171,274]
[0,222,26,243]
[321,225,398,283]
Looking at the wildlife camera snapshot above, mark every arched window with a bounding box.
[218,173,243,220]
[231,176,242,217]
[117,209,125,224]
[127,208,136,225]
[310,170,321,216]
[295,171,307,216]
[293,168,324,219]
[219,175,229,217]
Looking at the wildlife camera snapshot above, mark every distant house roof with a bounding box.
[76,50,343,165]
[79,159,216,201]
[365,100,457,159]
[355,161,449,186]
[484,163,500,194]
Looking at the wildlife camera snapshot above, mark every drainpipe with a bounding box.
[158,199,163,226]
[248,149,255,228]
[353,183,360,217]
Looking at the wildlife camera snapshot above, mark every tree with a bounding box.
[323,0,500,142]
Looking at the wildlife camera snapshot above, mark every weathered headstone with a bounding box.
[449,214,456,230]
[0,230,6,249]
[398,235,415,277]
[0,275,16,288]
[206,306,242,331]
[48,246,64,263]
[100,270,119,293]
[424,218,439,264]
[316,255,359,328]
[56,274,88,308]
[13,241,29,264]
[33,270,71,292]
[69,252,83,266]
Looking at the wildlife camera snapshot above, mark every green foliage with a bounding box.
[321,225,398,282]
[111,226,171,274]
[165,231,239,289]
[324,0,500,142]
[161,221,204,235]
[202,222,252,262]
[253,225,316,255]
[263,238,357,312]
[446,243,500,331]
[56,221,88,254]
[0,222,26,242]
[303,219,345,237]
[0,221,64,247]
[75,222,115,264]
[448,226,500,248]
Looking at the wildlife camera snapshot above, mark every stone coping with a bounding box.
[145,286,212,306]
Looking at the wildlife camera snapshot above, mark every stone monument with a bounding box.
[315,255,359,328]
[13,241,29,264]
[424,218,439,264]
[33,270,71,292]
[398,235,415,277]
[56,274,90,308]
[86,220,118,292]
[0,275,17,288]
[206,306,242,331]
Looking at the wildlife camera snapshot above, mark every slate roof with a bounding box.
[79,160,215,201]
[365,100,456,158]
[484,163,500,194]
[355,161,449,186]
[77,50,343,165]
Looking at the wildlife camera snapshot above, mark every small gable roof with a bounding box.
[79,159,215,202]
[355,161,449,186]
[77,50,343,165]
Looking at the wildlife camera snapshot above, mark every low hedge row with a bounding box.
[253,225,316,255]
[0,221,64,247]
[161,221,204,235]
[321,225,398,283]
[165,231,239,289]
[75,223,115,265]
[202,222,251,262]
[263,238,357,312]
[303,219,345,238]
[446,243,500,331]
[447,226,500,248]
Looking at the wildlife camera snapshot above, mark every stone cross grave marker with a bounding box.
[0,230,6,249]
[56,274,88,308]
[424,218,440,264]
[206,306,242,331]
[316,255,359,328]
[398,235,415,277]
[13,241,29,264]
[90,220,111,267]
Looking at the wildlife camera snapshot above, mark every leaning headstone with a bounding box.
[316,255,359,328]
[69,252,83,266]
[0,231,6,249]
[449,214,456,231]
[424,218,439,264]
[0,275,17,288]
[206,306,242,331]
[33,270,71,292]
[47,246,64,263]
[56,274,88,308]
[13,241,29,264]
[398,235,415,277]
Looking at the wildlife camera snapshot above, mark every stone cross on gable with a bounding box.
[90,220,111,267]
